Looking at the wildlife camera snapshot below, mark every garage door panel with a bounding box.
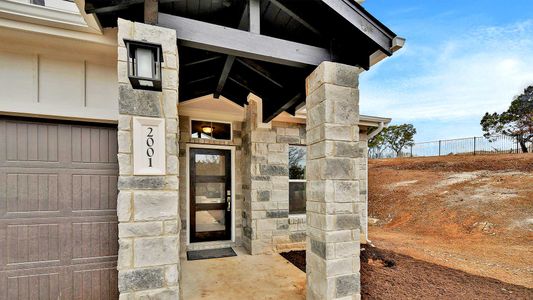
[1,172,117,218]
[1,263,118,300]
[1,120,118,168]
[0,210,117,220]
[1,161,118,170]
[3,269,62,300]
[1,217,117,263]
[6,223,61,265]
[5,173,59,213]
[0,220,68,271]
[72,126,118,164]
[71,263,119,300]
[72,174,118,211]
[4,121,60,163]
[72,221,118,262]
[0,118,119,299]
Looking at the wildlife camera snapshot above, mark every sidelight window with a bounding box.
[289,145,306,214]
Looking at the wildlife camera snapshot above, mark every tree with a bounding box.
[382,124,417,157]
[480,85,533,153]
[289,146,306,179]
[368,127,388,158]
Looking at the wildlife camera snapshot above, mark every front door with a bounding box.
[189,148,231,243]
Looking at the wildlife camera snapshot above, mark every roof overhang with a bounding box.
[0,0,102,34]
[177,94,391,128]
[370,36,406,67]
[358,115,392,128]
[288,105,391,127]
[271,111,391,128]
[83,0,403,123]
[322,0,396,55]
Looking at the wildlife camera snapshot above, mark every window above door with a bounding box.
[191,120,232,141]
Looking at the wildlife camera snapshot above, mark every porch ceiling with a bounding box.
[84,0,400,122]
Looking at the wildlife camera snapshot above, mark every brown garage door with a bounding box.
[0,118,119,299]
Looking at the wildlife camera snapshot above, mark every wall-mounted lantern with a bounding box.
[124,39,163,91]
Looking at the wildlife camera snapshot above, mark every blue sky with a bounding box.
[359,0,533,142]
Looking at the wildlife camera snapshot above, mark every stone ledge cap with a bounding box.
[306,61,363,95]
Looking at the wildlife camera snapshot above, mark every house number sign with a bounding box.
[133,117,166,175]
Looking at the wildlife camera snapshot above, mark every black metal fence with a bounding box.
[370,134,533,159]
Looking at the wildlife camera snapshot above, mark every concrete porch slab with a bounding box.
[182,247,306,299]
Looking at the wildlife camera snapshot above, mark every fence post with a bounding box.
[473,137,476,155]
[438,140,441,156]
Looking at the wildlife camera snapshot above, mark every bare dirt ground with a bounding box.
[281,247,533,299]
[368,153,533,288]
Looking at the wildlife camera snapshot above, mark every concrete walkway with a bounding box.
[182,247,306,299]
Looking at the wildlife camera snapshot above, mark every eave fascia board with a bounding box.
[278,105,391,127]
[74,0,103,34]
[391,36,406,52]
[369,36,405,67]
[274,113,390,127]
[369,50,387,67]
[0,17,117,47]
[322,0,395,55]
[359,115,392,127]
[0,0,101,34]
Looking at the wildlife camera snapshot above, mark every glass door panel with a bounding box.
[190,148,231,243]
[196,210,226,232]
[195,182,226,204]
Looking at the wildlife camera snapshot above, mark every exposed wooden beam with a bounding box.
[228,70,302,123]
[236,58,283,88]
[321,0,394,54]
[144,0,158,25]
[85,0,143,14]
[214,3,250,98]
[183,56,222,67]
[249,0,260,34]
[157,13,332,67]
[85,0,180,14]
[231,71,283,99]
[214,56,235,98]
[331,39,371,70]
[238,3,250,31]
[228,76,259,96]
[268,0,321,37]
[185,75,216,85]
[263,92,303,123]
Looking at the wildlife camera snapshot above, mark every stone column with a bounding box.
[305,62,363,300]
[242,95,290,255]
[116,19,180,299]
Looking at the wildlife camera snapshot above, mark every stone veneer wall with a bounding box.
[177,116,244,254]
[115,19,181,299]
[242,99,309,254]
[240,100,371,254]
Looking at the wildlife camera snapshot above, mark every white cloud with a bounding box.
[360,20,533,122]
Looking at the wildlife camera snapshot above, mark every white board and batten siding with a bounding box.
[0,47,118,122]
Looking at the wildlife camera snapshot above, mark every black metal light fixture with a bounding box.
[124,39,163,91]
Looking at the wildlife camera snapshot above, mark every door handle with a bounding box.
[226,190,231,211]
